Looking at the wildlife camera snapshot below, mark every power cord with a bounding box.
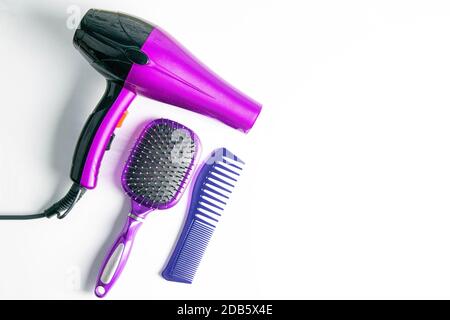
[0,183,86,220]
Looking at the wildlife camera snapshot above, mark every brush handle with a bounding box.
[95,215,143,298]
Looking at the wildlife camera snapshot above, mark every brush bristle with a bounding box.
[123,119,196,208]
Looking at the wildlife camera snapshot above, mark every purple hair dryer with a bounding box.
[0,9,261,220]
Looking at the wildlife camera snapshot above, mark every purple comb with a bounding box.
[162,148,244,284]
[95,119,200,298]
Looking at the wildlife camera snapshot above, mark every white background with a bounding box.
[1,0,450,300]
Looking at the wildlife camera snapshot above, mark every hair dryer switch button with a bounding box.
[116,111,129,128]
[106,133,116,151]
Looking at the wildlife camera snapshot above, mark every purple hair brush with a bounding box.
[95,119,200,298]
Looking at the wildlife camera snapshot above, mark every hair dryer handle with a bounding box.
[70,81,136,189]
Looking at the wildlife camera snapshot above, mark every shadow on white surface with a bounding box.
[0,6,98,215]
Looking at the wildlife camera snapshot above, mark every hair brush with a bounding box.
[95,118,200,298]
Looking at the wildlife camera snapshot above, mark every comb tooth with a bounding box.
[181,248,207,263]
[199,198,223,211]
[203,186,229,205]
[201,192,227,206]
[179,241,209,257]
[173,273,194,282]
[204,181,232,194]
[181,222,212,242]
[172,272,194,283]
[208,175,234,188]
[222,160,243,171]
[173,264,197,278]
[194,217,216,228]
[195,211,219,223]
[183,238,211,253]
[197,203,220,216]
[174,266,197,278]
[198,206,221,219]
[173,265,196,281]
[205,180,232,198]
[178,249,207,265]
[186,226,214,244]
[195,213,219,228]
[190,222,214,236]
[170,221,214,282]
[211,168,238,182]
[203,186,229,200]
[214,163,240,176]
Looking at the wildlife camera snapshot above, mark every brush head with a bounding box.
[122,119,199,211]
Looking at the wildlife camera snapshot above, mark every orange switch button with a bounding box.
[116,110,129,128]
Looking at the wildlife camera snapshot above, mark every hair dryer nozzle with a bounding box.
[126,26,262,132]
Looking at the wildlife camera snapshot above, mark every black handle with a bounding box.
[70,81,136,189]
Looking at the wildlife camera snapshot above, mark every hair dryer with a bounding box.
[0,9,261,220]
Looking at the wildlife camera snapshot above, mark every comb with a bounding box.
[162,147,244,284]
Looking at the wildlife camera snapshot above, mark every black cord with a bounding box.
[0,213,47,220]
[0,183,86,221]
